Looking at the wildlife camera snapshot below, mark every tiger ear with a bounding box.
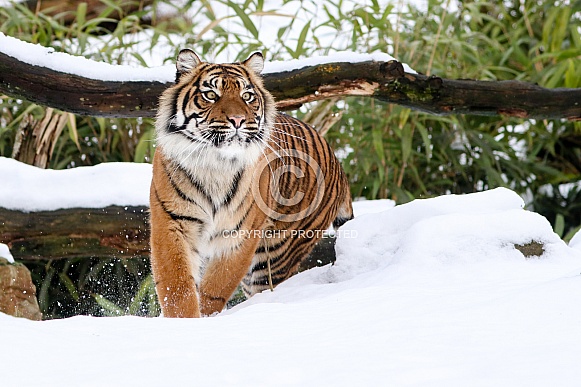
[176,49,201,76]
[242,52,264,74]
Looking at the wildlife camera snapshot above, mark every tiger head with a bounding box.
[156,49,276,169]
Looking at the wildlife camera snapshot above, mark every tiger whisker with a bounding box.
[257,137,287,165]
[267,133,294,150]
[270,127,310,143]
[256,140,277,183]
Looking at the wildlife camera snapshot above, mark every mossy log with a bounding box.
[0,206,150,261]
[0,49,579,120]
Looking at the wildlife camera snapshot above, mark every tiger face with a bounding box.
[156,49,276,169]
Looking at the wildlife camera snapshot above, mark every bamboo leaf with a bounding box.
[294,20,312,58]
[58,272,79,302]
[371,127,385,163]
[66,113,81,151]
[227,1,259,39]
[554,214,565,237]
[93,294,125,316]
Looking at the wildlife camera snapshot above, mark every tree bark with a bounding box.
[0,206,150,261]
[1,50,579,120]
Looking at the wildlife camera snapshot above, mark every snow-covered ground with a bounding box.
[1,158,581,386]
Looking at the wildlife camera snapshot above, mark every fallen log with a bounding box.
[0,206,150,261]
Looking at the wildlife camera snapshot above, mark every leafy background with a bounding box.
[0,0,579,318]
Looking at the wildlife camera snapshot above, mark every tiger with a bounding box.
[149,49,353,318]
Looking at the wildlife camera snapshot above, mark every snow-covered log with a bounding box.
[0,39,580,119]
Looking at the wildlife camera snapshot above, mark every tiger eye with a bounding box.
[204,90,217,101]
[241,92,253,101]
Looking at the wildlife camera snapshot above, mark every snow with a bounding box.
[0,157,151,212]
[352,197,395,217]
[1,180,581,385]
[0,243,13,263]
[570,230,581,251]
[264,51,416,74]
[0,31,415,83]
[0,32,174,82]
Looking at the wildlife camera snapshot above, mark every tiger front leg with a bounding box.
[150,197,202,318]
[199,234,262,316]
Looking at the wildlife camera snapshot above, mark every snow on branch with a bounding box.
[1,34,580,120]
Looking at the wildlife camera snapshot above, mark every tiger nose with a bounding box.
[228,115,245,129]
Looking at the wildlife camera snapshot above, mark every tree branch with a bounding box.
[1,50,580,120]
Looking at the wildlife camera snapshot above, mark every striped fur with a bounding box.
[150,50,353,317]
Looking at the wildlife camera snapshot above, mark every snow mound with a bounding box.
[331,187,569,281]
[0,243,14,263]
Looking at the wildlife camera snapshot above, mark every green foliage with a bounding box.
[324,0,581,208]
[94,274,160,317]
[27,257,158,319]
[0,0,579,318]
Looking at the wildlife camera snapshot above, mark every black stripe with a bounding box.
[160,160,202,206]
[181,171,213,206]
[232,186,251,213]
[221,169,243,208]
[182,89,191,117]
[153,184,204,224]
[254,237,289,255]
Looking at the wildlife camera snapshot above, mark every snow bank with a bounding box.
[0,157,151,211]
[1,187,581,386]
[331,187,569,281]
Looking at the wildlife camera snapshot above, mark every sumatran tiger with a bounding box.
[149,49,353,318]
